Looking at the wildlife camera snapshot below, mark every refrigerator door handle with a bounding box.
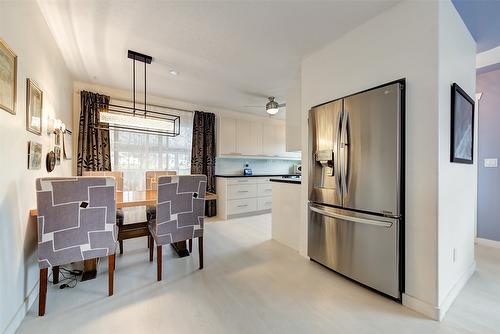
[340,110,350,196]
[309,204,393,228]
[334,110,343,200]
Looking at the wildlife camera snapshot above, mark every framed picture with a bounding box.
[54,146,61,165]
[63,131,72,160]
[450,83,474,164]
[26,79,43,135]
[0,38,17,115]
[28,141,42,170]
[55,131,61,146]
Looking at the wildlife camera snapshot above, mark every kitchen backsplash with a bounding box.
[216,157,300,175]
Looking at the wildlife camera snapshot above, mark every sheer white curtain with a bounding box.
[109,107,193,191]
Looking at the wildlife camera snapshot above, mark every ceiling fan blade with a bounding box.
[243,106,264,108]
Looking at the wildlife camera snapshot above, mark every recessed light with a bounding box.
[169,70,179,76]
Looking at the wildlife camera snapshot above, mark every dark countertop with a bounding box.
[269,177,301,184]
[215,174,300,178]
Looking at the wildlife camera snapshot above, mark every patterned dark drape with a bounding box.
[76,91,111,176]
[191,111,216,217]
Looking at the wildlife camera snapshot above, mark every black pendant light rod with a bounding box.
[128,50,152,116]
[133,56,136,116]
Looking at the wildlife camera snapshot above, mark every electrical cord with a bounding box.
[48,266,82,289]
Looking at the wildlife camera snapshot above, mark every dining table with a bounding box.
[29,189,217,280]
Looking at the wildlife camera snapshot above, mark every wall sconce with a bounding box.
[47,118,66,134]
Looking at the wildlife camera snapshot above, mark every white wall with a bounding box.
[285,77,302,152]
[0,2,73,333]
[300,0,476,320]
[436,0,477,319]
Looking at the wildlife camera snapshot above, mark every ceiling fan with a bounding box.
[245,97,286,115]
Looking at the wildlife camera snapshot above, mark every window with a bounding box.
[110,108,193,191]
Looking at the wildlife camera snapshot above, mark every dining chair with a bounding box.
[83,171,126,254]
[35,177,118,316]
[145,170,177,223]
[148,175,206,281]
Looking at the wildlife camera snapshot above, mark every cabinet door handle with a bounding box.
[237,204,248,207]
[238,190,249,193]
[265,202,272,205]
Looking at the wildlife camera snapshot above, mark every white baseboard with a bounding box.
[437,261,476,321]
[3,281,39,334]
[402,293,439,320]
[476,237,500,249]
[403,261,476,321]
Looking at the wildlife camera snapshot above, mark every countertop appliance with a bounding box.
[294,164,302,175]
[308,79,405,300]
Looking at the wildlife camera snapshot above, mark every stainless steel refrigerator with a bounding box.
[308,80,405,300]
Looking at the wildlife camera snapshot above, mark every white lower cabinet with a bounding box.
[257,196,273,211]
[227,184,257,199]
[227,198,257,215]
[257,183,273,197]
[217,177,273,219]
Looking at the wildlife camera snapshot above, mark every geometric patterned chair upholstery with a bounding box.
[82,171,126,254]
[35,177,117,316]
[145,170,177,223]
[148,175,206,281]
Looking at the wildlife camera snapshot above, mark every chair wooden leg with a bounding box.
[189,239,193,253]
[198,237,204,270]
[157,245,163,281]
[52,266,59,284]
[119,240,124,254]
[38,268,48,316]
[149,235,154,262]
[108,254,115,296]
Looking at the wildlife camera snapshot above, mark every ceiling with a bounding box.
[38,0,398,115]
[452,0,500,53]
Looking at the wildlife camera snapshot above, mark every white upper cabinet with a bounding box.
[235,120,263,155]
[262,123,285,156]
[218,116,298,159]
[218,117,237,155]
[249,121,264,155]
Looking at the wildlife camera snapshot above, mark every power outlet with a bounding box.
[484,158,498,168]
[452,248,457,263]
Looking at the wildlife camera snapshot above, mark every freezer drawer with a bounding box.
[308,203,401,299]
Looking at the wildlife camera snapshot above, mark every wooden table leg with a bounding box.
[52,266,59,284]
[170,241,190,257]
[81,259,98,281]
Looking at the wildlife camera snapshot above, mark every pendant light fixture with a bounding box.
[93,50,180,136]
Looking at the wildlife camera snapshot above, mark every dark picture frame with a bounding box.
[450,83,474,164]
[26,78,43,135]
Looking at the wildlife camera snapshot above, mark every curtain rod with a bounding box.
[76,91,194,114]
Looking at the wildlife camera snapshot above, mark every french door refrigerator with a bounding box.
[308,79,405,300]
